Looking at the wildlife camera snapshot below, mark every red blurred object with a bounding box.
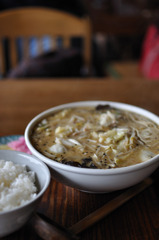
[139,25,159,80]
[8,136,32,154]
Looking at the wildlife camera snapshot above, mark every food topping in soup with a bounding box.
[31,105,159,169]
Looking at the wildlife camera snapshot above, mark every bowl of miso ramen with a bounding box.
[25,101,159,193]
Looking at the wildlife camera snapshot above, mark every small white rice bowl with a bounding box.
[0,150,50,237]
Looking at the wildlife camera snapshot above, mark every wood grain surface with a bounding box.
[0,73,159,240]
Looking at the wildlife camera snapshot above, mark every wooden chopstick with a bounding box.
[69,177,153,235]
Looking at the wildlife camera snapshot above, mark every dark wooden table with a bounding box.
[0,74,159,240]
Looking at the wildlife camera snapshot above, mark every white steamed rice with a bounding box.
[0,160,37,212]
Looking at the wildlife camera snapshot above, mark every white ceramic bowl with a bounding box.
[0,150,50,237]
[25,101,159,193]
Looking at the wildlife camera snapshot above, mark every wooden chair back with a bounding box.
[0,7,92,77]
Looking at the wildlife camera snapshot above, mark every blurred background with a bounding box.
[0,0,159,78]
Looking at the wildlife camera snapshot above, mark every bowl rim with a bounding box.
[0,150,51,215]
[25,100,159,175]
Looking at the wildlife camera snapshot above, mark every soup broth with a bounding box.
[31,105,159,169]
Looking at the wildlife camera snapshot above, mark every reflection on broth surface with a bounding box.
[31,105,159,169]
